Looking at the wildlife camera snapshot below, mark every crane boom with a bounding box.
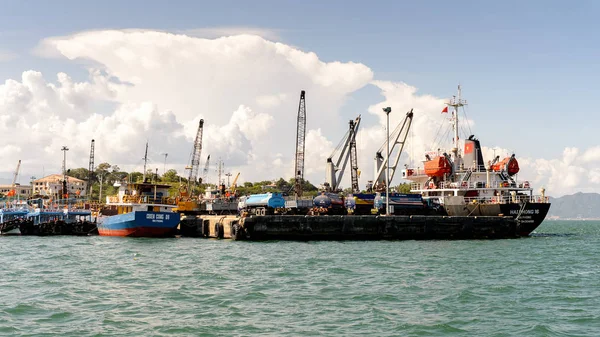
[374,109,413,190]
[294,91,306,197]
[88,139,95,199]
[187,119,204,194]
[201,154,210,184]
[349,120,360,193]
[230,172,240,194]
[11,160,21,187]
[7,160,21,197]
[325,115,361,192]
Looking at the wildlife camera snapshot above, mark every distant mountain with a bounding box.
[547,192,600,219]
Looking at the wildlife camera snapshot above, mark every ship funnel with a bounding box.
[464,136,485,171]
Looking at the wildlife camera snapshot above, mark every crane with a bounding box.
[88,139,95,199]
[7,160,21,197]
[294,90,306,197]
[229,172,241,195]
[373,109,413,191]
[187,119,204,194]
[349,120,360,193]
[325,115,361,192]
[201,154,210,185]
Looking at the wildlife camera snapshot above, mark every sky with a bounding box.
[1,0,599,197]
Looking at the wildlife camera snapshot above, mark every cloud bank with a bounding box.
[0,29,589,197]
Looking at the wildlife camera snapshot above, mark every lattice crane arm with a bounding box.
[187,119,204,193]
[374,109,414,187]
[201,154,210,184]
[325,115,361,192]
[11,160,21,187]
[7,160,21,197]
[294,91,306,197]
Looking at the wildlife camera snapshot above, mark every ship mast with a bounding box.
[446,85,467,168]
[142,142,148,183]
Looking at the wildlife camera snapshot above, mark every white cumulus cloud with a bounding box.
[0,29,595,198]
[2,30,373,187]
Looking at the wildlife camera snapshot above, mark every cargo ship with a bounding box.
[97,144,180,237]
[401,86,550,236]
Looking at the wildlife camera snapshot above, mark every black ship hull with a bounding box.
[445,201,550,236]
[500,202,551,236]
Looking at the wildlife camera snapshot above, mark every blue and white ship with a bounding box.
[97,181,180,237]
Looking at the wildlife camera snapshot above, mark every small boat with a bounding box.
[0,205,29,234]
[97,181,180,237]
[96,143,179,237]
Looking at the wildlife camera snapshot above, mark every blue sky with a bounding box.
[2,1,599,155]
[1,0,599,195]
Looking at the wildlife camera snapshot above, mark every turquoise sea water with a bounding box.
[1,220,599,336]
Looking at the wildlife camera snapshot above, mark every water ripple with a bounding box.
[1,221,600,336]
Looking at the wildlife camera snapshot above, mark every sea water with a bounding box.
[1,220,599,336]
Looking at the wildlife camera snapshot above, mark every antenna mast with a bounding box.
[142,142,148,183]
[446,85,467,160]
[294,90,307,197]
[217,158,223,187]
[61,146,69,199]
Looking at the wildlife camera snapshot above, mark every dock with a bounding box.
[180,214,521,240]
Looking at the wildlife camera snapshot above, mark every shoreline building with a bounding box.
[0,184,32,198]
[32,174,87,198]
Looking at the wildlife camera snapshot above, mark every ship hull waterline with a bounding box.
[97,211,180,238]
[444,201,550,236]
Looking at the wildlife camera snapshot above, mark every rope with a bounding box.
[461,106,474,137]
[467,202,480,216]
[430,118,447,152]
[329,129,350,159]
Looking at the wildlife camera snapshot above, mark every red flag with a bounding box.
[464,142,473,154]
[441,106,448,113]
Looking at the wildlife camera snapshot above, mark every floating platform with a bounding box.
[180,214,521,240]
[1,219,98,236]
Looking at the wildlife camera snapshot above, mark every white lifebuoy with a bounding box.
[461,182,468,188]
[429,182,435,189]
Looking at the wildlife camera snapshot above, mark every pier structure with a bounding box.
[179,214,520,241]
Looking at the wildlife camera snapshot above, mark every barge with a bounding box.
[179,214,521,240]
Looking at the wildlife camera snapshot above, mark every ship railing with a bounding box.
[410,182,423,190]
[404,168,427,177]
[283,196,314,201]
[112,194,177,205]
[412,180,537,191]
[464,195,549,204]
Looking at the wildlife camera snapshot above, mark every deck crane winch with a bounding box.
[186,119,204,195]
[325,115,361,193]
[293,90,306,197]
[7,160,21,197]
[373,109,413,191]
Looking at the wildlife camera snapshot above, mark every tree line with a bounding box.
[7,162,411,201]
